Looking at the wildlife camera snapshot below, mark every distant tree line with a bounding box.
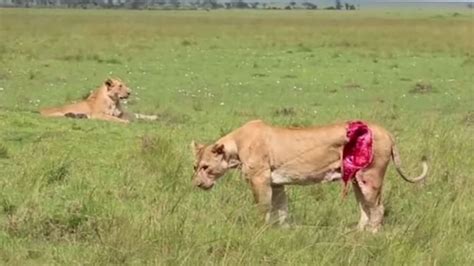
[2,0,473,10]
[322,0,355,10]
[0,0,360,10]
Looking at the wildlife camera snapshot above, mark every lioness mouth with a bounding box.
[200,183,214,190]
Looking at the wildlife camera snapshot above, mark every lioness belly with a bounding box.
[271,169,341,185]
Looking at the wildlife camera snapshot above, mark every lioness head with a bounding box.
[104,78,131,100]
[191,141,240,190]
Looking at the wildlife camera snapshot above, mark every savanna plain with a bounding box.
[0,8,473,265]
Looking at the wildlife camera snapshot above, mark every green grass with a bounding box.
[0,8,473,265]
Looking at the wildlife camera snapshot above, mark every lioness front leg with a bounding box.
[91,113,129,123]
[271,185,289,227]
[249,175,273,224]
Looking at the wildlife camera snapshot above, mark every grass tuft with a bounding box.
[0,143,9,159]
[44,160,70,184]
[274,107,297,117]
[409,81,436,94]
[462,111,474,126]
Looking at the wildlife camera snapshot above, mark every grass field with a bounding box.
[0,8,473,264]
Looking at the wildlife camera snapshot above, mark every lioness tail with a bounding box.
[391,143,428,183]
[0,106,38,114]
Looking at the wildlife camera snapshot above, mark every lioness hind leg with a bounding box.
[353,181,370,230]
[353,166,387,233]
[64,112,76,118]
[65,112,88,119]
[40,110,67,117]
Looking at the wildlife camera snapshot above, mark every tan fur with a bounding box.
[40,78,131,123]
[191,120,428,232]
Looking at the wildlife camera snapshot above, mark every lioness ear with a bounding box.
[211,143,225,155]
[191,141,205,156]
[228,157,240,169]
[104,78,113,89]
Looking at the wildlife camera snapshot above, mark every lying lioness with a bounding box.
[40,78,131,123]
[191,120,428,232]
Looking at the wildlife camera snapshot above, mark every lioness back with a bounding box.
[40,101,91,117]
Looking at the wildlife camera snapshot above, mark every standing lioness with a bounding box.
[191,120,428,232]
[40,78,131,123]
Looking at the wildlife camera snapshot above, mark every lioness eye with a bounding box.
[201,165,209,170]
